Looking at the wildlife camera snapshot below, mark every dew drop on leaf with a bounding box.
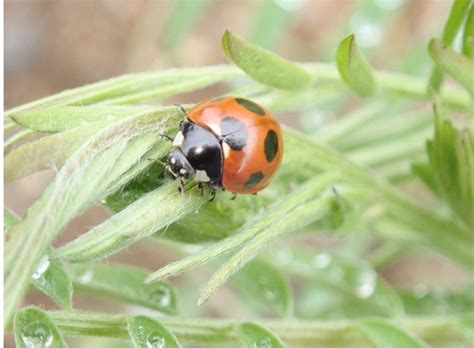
[22,322,53,348]
[32,256,50,281]
[146,332,166,348]
[150,284,171,308]
[252,336,272,348]
[355,269,376,298]
[79,270,94,284]
[312,253,331,269]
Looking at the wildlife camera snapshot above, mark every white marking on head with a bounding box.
[170,157,176,164]
[195,147,203,154]
[172,131,184,147]
[179,168,186,175]
[195,170,211,182]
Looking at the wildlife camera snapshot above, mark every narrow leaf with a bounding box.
[127,316,182,348]
[198,175,338,305]
[11,105,152,132]
[232,259,292,317]
[146,172,337,285]
[222,30,311,90]
[360,320,429,348]
[429,38,474,96]
[14,307,67,348]
[428,0,471,90]
[463,5,474,58]
[32,255,73,309]
[336,34,376,97]
[411,161,438,193]
[5,122,104,182]
[53,181,206,263]
[70,263,178,314]
[238,322,284,348]
[5,110,175,324]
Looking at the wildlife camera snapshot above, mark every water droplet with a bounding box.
[264,289,276,301]
[146,332,166,348]
[22,322,53,348]
[32,256,50,280]
[79,270,94,284]
[356,270,376,298]
[150,284,171,308]
[313,253,331,269]
[253,336,272,348]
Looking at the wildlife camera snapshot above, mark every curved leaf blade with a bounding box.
[53,181,206,263]
[360,319,429,348]
[127,316,182,348]
[429,38,474,96]
[14,307,68,348]
[11,105,152,132]
[463,5,474,58]
[70,263,178,314]
[222,30,311,90]
[336,34,376,97]
[238,322,285,348]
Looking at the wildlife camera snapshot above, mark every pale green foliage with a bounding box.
[4,11,474,347]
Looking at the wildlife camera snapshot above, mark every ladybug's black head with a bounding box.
[166,149,194,180]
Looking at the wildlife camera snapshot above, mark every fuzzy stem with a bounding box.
[41,310,468,347]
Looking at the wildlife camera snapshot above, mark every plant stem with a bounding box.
[43,310,468,347]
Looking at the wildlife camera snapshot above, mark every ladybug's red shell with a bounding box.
[188,97,283,194]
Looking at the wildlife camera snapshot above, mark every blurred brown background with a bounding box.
[5,1,464,347]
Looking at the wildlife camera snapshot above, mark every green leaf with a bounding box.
[360,319,429,348]
[429,38,474,96]
[221,30,311,90]
[461,315,474,343]
[32,255,73,309]
[145,173,337,285]
[198,174,338,305]
[14,307,68,348]
[70,263,178,314]
[11,105,152,132]
[428,0,471,91]
[4,122,104,182]
[429,100,474,227]
[238,322,284,348]
[4,208,20,232]
[335,34,376,97]
[5,110,175,324]
[53,181,206,263]
[232,259,292,317]
[463,5,474,58]
[127,316,182,348]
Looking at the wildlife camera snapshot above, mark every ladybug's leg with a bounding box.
[208,190,216,202]
[177,177,185,195]
[159,134,173,142]
[197,183,204,196]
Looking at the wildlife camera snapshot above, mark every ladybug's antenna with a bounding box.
[174,104,189,119]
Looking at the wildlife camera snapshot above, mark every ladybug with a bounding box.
[165,97,283,197]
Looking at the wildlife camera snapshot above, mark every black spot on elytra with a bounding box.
[264,130,278,162]
[244,171,264,188]
[220,116,248,150]
[235,98,265,116]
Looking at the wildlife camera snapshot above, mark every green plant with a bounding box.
[4,4,474,347]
